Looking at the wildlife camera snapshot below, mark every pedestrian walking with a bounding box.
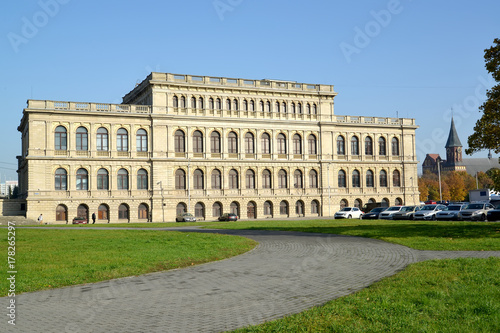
[92,212,96,224]
[37,214,43,225]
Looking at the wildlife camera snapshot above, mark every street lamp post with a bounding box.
[437,160,443,202]
[157,181,164,223]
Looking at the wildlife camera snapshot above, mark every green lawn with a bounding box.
[0,228,256,296]
[233,257,500,333]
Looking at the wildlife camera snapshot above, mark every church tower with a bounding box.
[445,117,462,164]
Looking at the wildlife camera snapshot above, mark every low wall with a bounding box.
[0,199,26,217]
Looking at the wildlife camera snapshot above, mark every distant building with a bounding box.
[422,118,500,175]
[0,180,18,196]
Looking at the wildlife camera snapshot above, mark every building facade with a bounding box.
[17,72,419,223]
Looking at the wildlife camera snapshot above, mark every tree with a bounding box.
[467,38,500,190]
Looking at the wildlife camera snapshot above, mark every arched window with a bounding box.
[230,201,239,216]
[291,102,296,114]
[138,203,148,220]
[392,137,400,156]
[96,127,108,151]
[297,103,302,114]
[351,136,359,155]
[211,169,221,189]
[312,104,317,114]
[264,201,273,215]
[278,169,287,188]
[393,170,401,187]
[380,170,388,187]
[337,136,345,155]
[309,170,318,188]
[198,97,204,109]
[243,99,248,111]
[175,169,186,189]
[216,98,221,110]
[247,201,256,219]
[56,204,67,221]
[191,96,196,109]
[137,169,148,190]
[338,170,346,188]
[306,103,311,114]
[76,168,88,190]
[136,129,147,152]
[173,95,179,108]
[117,128,128,152]
[294,170,303,188]
[293,134,302,154]
[76,127,88,151]
[193,169,204,189]
[311,200,319,214]
[118,204,129,220]
[228,169,238,189]
[174,130,185,153]
[209,97,214,109]
[276,102,280,113]
[212,202,222,217]
[98,204,109,221]
[245,169,255,189]
[55,168,67,190]
[233,99,238,111]
[395,197,403,206]
[55,126,67,150]
[365,136,373,155]
[277,133,287,154]
[77,204,88,219]
[180,96,186,108]
[259,100,264,112]
[228,131,238,154]
[308,134,317,155]
[176,203,186,216]
[282,102,287,113]
[280,201,289,215]
[245,132,254,154]
[250,100,255,111]
[266,101,271,112]
[262,169,271,189]
[340,199,348,209]
[379,137,386,156]
[352,170,360,187]
[295,200,304,215]
[261,133,271,154]
[193,130,203,153]
[195,202,205,218]
[117,169,129,190]
[354,199,362,208]
[366,170,374,187]
[226,98,231,110]
[210,131,220,153]
[382,198,390,207]
[97,168,109,190]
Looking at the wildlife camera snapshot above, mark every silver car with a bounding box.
[392,206,421,220]
[435,204,466,221]
[378,206,403,220]
[176,212,196,222]
[413,204,447,220]
[458,203,495,221]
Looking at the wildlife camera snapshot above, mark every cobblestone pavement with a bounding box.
[3,227,500,333]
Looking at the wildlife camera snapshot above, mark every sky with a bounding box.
[0,0,499,181]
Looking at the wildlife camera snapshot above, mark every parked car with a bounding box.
[458,203,495,221]
[487,207,500,221]
[425,200,437,205]
[435,204,467,221]
[334,207,364,219]
[176,212,196,222]
[413,204,447,220]
[361,207,387,220]
[72,216,87,224]
[378,206,404,219]
[392,206,421,220]
[218,213,238,221]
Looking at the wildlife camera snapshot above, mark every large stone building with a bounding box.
[17,72,419,223]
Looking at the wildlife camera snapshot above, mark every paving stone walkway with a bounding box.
[3,227,500,333]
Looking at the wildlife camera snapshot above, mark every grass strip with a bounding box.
[1,228,256,296]
[234,257,500,333]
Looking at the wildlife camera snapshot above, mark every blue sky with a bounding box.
[1,0,499,180]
